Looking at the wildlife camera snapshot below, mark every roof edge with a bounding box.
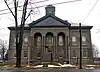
[70,26,93,29]
[8,27,30,30]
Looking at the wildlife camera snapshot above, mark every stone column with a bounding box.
[41,36,44,61]
[42,36,45,62]
[53,36,56,61]
[55,36,58,62]
[64,36,67,62]
[68,32,71,64]
[66,36,69,63]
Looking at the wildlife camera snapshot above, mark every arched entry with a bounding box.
[34,32,42,60]
[43,32,54,62]
[45,32,54,52]
[57,32,65,64]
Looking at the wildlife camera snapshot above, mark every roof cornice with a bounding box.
[69,26,93,29]
[8,27,30,30]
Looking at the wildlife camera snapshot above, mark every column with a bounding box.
[42,36,45,62]
[64,36,67,62]
[53,36,56,61]
[41,36,44,61]
[66,36,69,63]
[55,36,58,61]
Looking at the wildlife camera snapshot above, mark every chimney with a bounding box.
[45,5,55,15]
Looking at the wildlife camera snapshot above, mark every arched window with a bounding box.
[14,53,16,58]
[72,36,77,45]
[24,36,28,42]
[36,36,41,46]
[24,50,28,58]
[83,50,87,57]
[57,32,65,46]
[46,32,53,45]
[82,36,86,42]
[72,36,76,42]
[23,36,28,46]
[82,36,87,45]
[34,33,42,46]
[58,35,63,46]
[73,50,76,57]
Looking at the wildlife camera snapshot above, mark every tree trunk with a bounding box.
[16,0,29,67]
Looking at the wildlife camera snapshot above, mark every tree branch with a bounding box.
[4,0,15,17]
[25,9,32,21]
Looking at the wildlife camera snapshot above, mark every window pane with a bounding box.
[24,51,28,57]
[46,35,53,44]
[82,36,86,42]
[59,36,63,46]
[37,36,41,45]
[14,53,16,58]
[72,36,76,42]
[73,50,76,57]
[24,37,28,42]
[83,50,87,57]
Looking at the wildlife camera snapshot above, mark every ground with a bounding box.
[0,67,100,72]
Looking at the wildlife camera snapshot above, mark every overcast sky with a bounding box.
[0,0,100,55]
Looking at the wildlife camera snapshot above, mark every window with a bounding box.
[37,51,41,60]
[72,36,77,45]
[46,35,53,45]
[82,36,87,45]
[58,35,63,46]
[24,51,28,58]
[14,53,16,58]
[73,50,76,57]
[36,36,41,46]
[82,36,86,42]
[83,50,87,58]
[37,51,41,57]
[23,36,28,46]
[34,33,42,46]
[24,36,28,42]
[72,36,76,42]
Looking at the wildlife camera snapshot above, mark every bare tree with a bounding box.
[92,44,99,57]
[0,39,7,62]
[4,0,33,67]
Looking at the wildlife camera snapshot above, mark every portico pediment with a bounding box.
[29,14,71,27]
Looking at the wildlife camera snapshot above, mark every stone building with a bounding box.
[8,5,93,64]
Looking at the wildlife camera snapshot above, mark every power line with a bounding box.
[0,28,7,30]
[0,0,81,15]
[0,0,49,15]
[0,12,11,15]
[0,0,49,12]
[25,0,82,11]
[82,0,99,23]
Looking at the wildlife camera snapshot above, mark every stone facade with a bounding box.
[7,5,93,65]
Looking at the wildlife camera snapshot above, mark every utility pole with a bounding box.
[79,23,82,69]
[2,46,5,63]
